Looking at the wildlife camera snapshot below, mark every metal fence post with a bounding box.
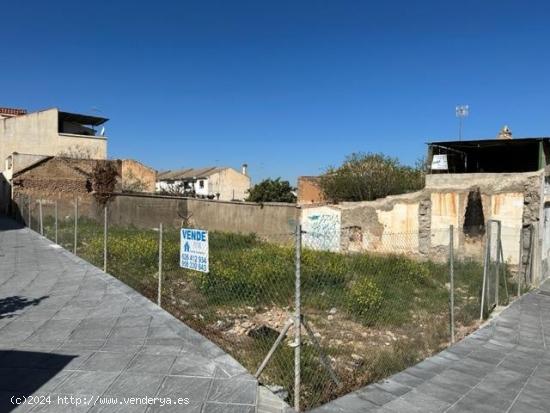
[449,225,455,344]
[28,196,31,229]
[499,236,509,304]
[103,205,108,272]
[528,226,535,286]
[39,199,43,235]
[74,197,78,255]
[158,223,163,307]
[294,223,302,412]
[480,221,490,320]
[517,227,525,298]
[55,200,58,244]
[495,221,501,306]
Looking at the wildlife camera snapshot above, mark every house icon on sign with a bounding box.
[184,242,190,252]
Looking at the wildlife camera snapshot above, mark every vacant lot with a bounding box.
[44,218,512,410]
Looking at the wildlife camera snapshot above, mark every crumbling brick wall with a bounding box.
[12,157,122,200]
[121,159,157,193]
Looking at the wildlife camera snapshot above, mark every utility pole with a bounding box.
[456,105,469,141]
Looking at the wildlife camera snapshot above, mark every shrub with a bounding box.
[319,152,425,202]
[246,178,296,203]
[347,277,383,321]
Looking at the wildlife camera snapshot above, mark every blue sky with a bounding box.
[2,1,550,184]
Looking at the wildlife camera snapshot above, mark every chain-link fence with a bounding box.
[297,220,513,409]
[480,220,512,317]
[12,195,522,411]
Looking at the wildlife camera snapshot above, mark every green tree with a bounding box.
[247,178,297,203]
[319,152,425,203]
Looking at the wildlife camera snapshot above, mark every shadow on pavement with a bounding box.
[0,296,49,319]
[0,216,25,232]
[0,350,76,412]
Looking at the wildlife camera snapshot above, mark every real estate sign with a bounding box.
[180,228,209,273]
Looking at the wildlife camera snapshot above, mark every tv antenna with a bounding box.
[455,105,469,141]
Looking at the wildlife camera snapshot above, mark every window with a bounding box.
[199,180,204,188]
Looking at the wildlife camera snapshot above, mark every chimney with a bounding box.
[242,163,248,175]
[497,125,513,140]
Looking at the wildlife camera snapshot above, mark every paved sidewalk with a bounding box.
[0,218,258,412]
[311,280,550,413]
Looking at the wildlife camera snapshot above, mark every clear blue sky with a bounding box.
[2,1,549,184]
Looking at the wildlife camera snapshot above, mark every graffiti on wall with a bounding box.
[301,207,341,251]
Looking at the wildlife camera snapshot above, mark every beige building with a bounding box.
[0,106,109,212]
[157,165,251,201]
[0,107,108,167]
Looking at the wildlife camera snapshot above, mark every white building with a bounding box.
[156,165,251,201]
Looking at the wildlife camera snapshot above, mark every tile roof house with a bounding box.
[156,165,251,201]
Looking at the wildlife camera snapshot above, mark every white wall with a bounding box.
[156,168,251,201]
[301,206,342,251]
[155,178,210,196]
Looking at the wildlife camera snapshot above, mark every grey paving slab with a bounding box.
[103,372,165,397]
[126,354,176,374]
[207,378,257,405]
[0,218,259,412]
[310,279,550,413]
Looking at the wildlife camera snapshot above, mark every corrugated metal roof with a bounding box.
[158,167,226,180]
[427,137,550,147]
[59,111,108,126]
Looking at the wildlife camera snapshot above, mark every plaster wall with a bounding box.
[0,109,107,171]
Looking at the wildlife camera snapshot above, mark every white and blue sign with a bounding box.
[180,228,209,273]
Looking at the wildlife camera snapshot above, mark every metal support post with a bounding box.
[254,318,294,379]
[28,196,31,229]
[55,201,58,244]
[499,237,509,304]
[39,199,43,235]
[103,205,108,272]
[517,227,525,298]
[294,223,302,412]
[528,227,535,285]
[74,198,78,255]
[495,221,501,306]
[301,316,341,387]
[480,221,490,320]
[449,225,455,344]
[158,223,163,307]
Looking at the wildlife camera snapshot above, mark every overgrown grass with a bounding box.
[41,219,515,410]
